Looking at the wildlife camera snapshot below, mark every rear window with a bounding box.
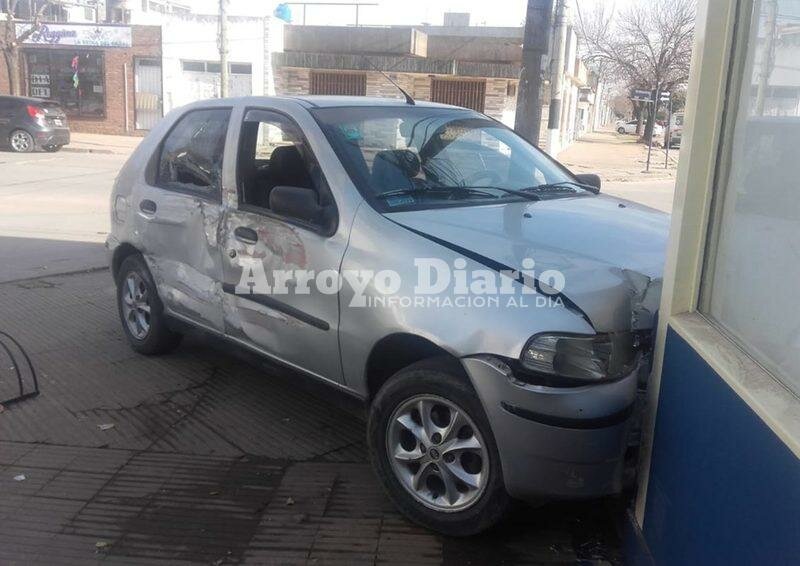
[156,108,231,198]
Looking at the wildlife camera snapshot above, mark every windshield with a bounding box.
[311,106,587,211]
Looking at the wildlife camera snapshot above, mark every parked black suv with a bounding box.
[0,95,70,153]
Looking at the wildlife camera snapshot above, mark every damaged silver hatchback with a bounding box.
[107,96,668,535]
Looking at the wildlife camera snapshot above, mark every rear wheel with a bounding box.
[116,255,182,355]
[617,127,626,134]
[9,129,34,153]
[368,360,509,536]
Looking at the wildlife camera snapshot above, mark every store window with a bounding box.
[700,0,800,396]
[25,50,105,117]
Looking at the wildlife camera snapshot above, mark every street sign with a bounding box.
[631,89,652,102]
[660,91,671,101]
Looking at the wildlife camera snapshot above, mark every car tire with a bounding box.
[43,145,62,152]
[617,127,626,134]
[368,358,509,536]
[9,129,34,153]
[116,254,182,355]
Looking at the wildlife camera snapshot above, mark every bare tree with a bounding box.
[1,0,59,95]
[577,0,696,141]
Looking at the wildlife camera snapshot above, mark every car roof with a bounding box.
[288,95,459,110]
[179,95,469,111]
[0,94,56,105]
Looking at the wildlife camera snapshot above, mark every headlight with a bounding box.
[521,332,641,382]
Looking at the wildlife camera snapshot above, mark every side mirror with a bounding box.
[575,173,602,193]
[270,185,323,224]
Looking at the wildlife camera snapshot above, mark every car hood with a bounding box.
[386,194,670,332]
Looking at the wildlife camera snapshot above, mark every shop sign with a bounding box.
[16,23,132,48]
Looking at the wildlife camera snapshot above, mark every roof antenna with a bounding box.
[362,56,415,105]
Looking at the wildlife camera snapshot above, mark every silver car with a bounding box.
[107,96,668,535]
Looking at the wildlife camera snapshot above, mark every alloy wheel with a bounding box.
[10,130,33,152]
[121,272,152,340]
[387,394,488,512]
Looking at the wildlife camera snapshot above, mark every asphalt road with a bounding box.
[0,150,123,282]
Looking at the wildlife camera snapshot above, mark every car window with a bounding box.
[157,108,231,198]
[237,109,330,216]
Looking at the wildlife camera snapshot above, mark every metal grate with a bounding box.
[430,78,486,112]
[310,71,367,96]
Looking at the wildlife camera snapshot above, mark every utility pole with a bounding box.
[219,0,230,98]
[755,0,777,115]
[546,0,568,154]
[515,0,554,145]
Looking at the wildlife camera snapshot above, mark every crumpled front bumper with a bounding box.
[461,356,642,502]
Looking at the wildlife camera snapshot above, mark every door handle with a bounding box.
[139,199,157,215]
[234,226,259,245]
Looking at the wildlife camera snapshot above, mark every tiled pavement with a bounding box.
[0,270,622,565]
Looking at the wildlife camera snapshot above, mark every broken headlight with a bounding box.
[521,332,642,382]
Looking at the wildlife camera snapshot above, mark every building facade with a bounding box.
[272,23,522,129]
[629,0,800,563]
[271,11,610,153]
[0,22,161,135]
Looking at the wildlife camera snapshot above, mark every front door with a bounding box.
[134,107,232,332]
[220,108,346,383]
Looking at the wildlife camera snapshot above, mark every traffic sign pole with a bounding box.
[665,98,672,168]
[645,82,661,173]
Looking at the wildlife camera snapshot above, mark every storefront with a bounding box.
[629,0,800,564]
[6,23,162,135]
[26,49,107,118]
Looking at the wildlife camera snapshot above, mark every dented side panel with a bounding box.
[220,209,349,383]
[135,188,226,332]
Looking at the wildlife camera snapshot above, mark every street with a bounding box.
[0,143,625,563]
[0,150,126,282]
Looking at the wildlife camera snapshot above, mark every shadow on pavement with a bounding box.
[0,235,107,283]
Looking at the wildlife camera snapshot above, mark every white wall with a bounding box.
[159,14,265,112]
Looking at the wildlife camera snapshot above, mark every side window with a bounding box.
[237,110,324,211]
[157,108,231,197]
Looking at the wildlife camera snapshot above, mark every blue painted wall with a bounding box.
[642,328,800,565]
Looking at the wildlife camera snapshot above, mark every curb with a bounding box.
[62,146,118,155]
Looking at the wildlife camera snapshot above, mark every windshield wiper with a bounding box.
[522,180,597,193]
[435,185,541,201]
[375,186,505,201]
[375,185,543,202]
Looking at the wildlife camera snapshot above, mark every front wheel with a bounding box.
[617,127,626,134]
[368,360,509,536]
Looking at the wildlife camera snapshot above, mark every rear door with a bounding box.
[133,107,232,332]
[0,98,17,139]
